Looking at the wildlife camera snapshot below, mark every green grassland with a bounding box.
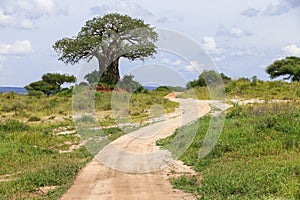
[169,80,300,199]
[1,80,300,199]
[180,79,300,100]
[158,102,300,199]
[0,89,178,124]
[0,119,92,199]
[0,89,178,199]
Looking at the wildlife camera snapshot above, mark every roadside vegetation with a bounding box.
[0,119,92,199]
[0,88,178,124]
[180,78,300,100]
[0,86,178,199]
[158,101,300,199]
[158,57,300,199]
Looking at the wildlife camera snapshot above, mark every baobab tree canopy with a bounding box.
[53,13,158,84]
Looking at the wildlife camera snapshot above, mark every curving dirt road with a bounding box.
[61,95,212,200]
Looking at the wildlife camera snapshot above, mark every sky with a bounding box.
[0,0,300,87]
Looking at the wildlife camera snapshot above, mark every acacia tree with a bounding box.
[25,73,76,95]
[53,13,158,85]
[266,56,300,82]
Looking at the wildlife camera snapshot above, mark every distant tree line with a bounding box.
[187,56,300,89]
[24,56,299,96]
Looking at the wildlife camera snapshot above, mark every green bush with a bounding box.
[2,92,16,99]
[27,90,45,97]
[296,89,300,97]
[155,86,171,91]
[56,87,73,97]
[28,116,41,122]
[0,120,29,132]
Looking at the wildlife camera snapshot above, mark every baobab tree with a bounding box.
[53,13,158,85]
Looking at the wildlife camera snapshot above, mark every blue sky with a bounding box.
[0,0,300,87]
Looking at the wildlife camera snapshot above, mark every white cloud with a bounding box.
[216,25,252,38]
[20,19,35,29]
[184,61,204,72]
[0,0,62,29]
[33,0,64,18]
[231,49,265,57]
[202,37,226,63]
[90,1,154,19]
[0,8,14,26]
[282,44,300,57]
[241,8,260,17]
[11,0,55,18]
[0,40,33,55]
[202,36,223,54]
[90,1,181,24]
[35,0,55,12]
[231,50,244,56]
[213,55,226,62]
[184,64,195,72]
[161,58,182,66]
[263,0,300,16]
[230,27,248,38]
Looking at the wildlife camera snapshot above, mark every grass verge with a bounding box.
[0,119,126,199]
[158,102,300,199]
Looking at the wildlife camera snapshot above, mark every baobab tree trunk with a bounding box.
[99,57,120,85]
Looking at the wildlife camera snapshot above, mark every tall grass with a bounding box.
[180,80,300,100]
[226,79,300,100]
[158,102,300,199]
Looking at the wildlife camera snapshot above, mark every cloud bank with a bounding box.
[0,40,33,55]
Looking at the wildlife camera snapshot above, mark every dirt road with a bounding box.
[61,96,211,200]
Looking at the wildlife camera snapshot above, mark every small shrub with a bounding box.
[28,116,41,122]
[226,103,242,118]
[254,115,277,131]
[27,90,45,97]
[76,115,96,123]
[1,101,25,112]
[296,89,300,97]
[3,92,16,99]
